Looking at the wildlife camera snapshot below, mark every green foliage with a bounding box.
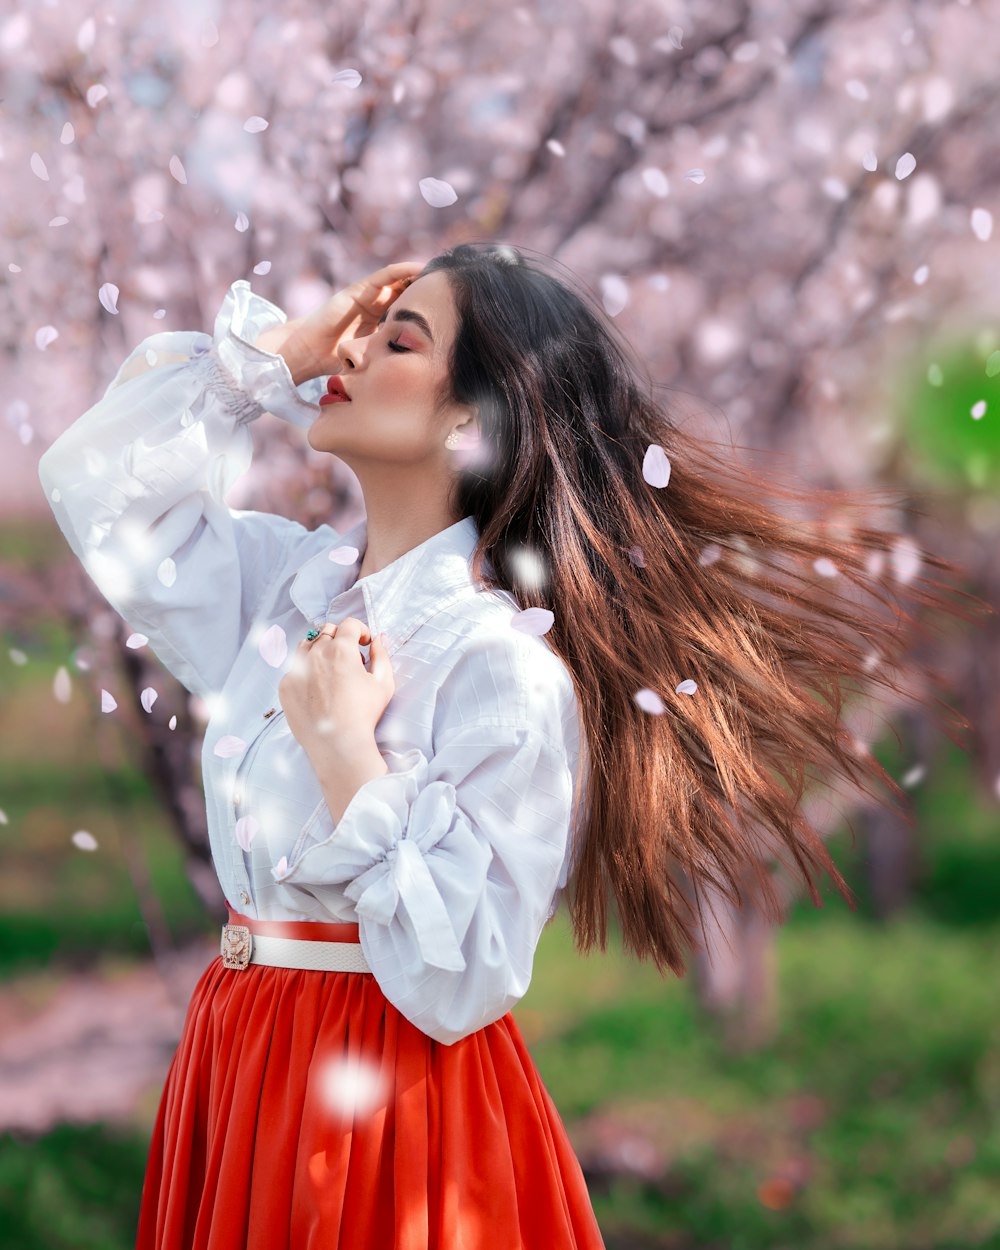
[899,337,1000,494]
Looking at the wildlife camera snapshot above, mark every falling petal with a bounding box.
[813,557,838,577]
[101,689,118,712]
[927,362,943,386]
[273,854,289,879]
[244,116,269,133]
[54,667,72,703]
[865,550,885,577]
[235,211,249,231]
[329,544,360,565]
[634,688,665,714]
[169,714,177,729]
[99,282,120,314]
[8,648,27,665]
[63,173,86,204]
[35,326,58,350]
[683,168,705,184]
[140,687,158,712]
[235,815,259,853]
[0,809,7,824]
[971,207,993,241]
[136,205,165,223]
[986,352,1000,378]
[699,543,722,566]
[126,632,149,648]
[890,535,922,584]
[600,274,629,317]
[894,152,916,179]
[845,79,869,100]
[49,216,69,227]
[31,153,49,181]
[971,400,987,420]
[259,623,289,668]
[153,309,167,319]
[332,68,362,88]
[77,17,96,51]
[214,734,247,758]
[9,264,22,273]
[641,167,670,197]
[157,556,177,587]
[901,764,926,788]
[72,830,98,852]
[253,261,271,275]
[169,155,188,184]
[509,606,554,636]
[145,350,157,366]
[675,679,698,695]
[642,444,672,488]
[60,123,75,144]
[86,84,109,107]
[546,139,566,157]
[609,35,638,66]
[862,149,877,172]
[418,177,458,207]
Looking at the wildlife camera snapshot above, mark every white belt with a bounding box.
[220,922,372,973]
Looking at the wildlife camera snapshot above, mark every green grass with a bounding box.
[3,530,1000,1249]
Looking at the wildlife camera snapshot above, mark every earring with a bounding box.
[445,431,461,449]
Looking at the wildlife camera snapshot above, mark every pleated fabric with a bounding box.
[134,915,606,1249]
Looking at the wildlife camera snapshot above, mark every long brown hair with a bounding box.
[421,241,991,978]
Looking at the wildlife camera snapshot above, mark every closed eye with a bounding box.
[387,340,410,353]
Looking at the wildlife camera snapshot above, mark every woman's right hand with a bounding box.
[256,260,428,387]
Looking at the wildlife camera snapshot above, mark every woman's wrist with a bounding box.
[253,319,327,388]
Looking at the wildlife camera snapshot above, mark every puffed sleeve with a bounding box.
[272,719,578,1046]
[36,280,324,700]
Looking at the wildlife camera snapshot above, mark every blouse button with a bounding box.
[240,890,251,906]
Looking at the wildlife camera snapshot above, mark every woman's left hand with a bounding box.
[278,617,395,762]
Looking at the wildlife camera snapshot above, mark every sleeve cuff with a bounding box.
[210,279,325,429]
[273,746,469,972]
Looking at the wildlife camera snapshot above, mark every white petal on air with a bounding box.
[99,282,120,314]
[54,667,72,703]
[332,68,362,88]
[675,679,698,695]
[634,688,666,714]
[235,212,249,231]
[169,155,188,184]
[971,207,993,241]
[101,689,118,712]
[31,153,50,180]
[157,557,177,587]
[329,544,360,565]
[642,444,672,488]
[244,116,269,133]
[213,734,248,758]
[253,261,271,275]
[234,815,259,853]
[894,152,916,179]
[259,623,289,668]
[72,830,98,852]
[813,556,838,577]
[126,632,149,648]
[418,177,458,207]
[509,606,554,636]
[890,535,922,584]
[971,400,986,420]
[36,326,59,350]
[86,84,109,107]
[140,687,158,712]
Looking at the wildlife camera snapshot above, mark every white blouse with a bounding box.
[37,279,590,1046]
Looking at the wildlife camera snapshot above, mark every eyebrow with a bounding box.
[378,307,435,344]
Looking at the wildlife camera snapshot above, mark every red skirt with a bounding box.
[135,906,606,1249]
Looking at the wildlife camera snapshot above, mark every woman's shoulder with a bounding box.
[428,586,579,746]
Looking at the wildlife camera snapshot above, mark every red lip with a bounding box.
[325,376,351,400]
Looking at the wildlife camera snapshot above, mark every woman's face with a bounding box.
[306,269,476,466]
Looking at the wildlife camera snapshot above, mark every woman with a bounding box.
[37,242,980,1249]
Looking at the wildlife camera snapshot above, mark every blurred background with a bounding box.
[3,1,1000,1247]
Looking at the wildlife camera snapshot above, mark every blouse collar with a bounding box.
[288,513,488,654]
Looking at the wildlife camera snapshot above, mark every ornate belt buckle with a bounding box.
[221,923,253,970]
